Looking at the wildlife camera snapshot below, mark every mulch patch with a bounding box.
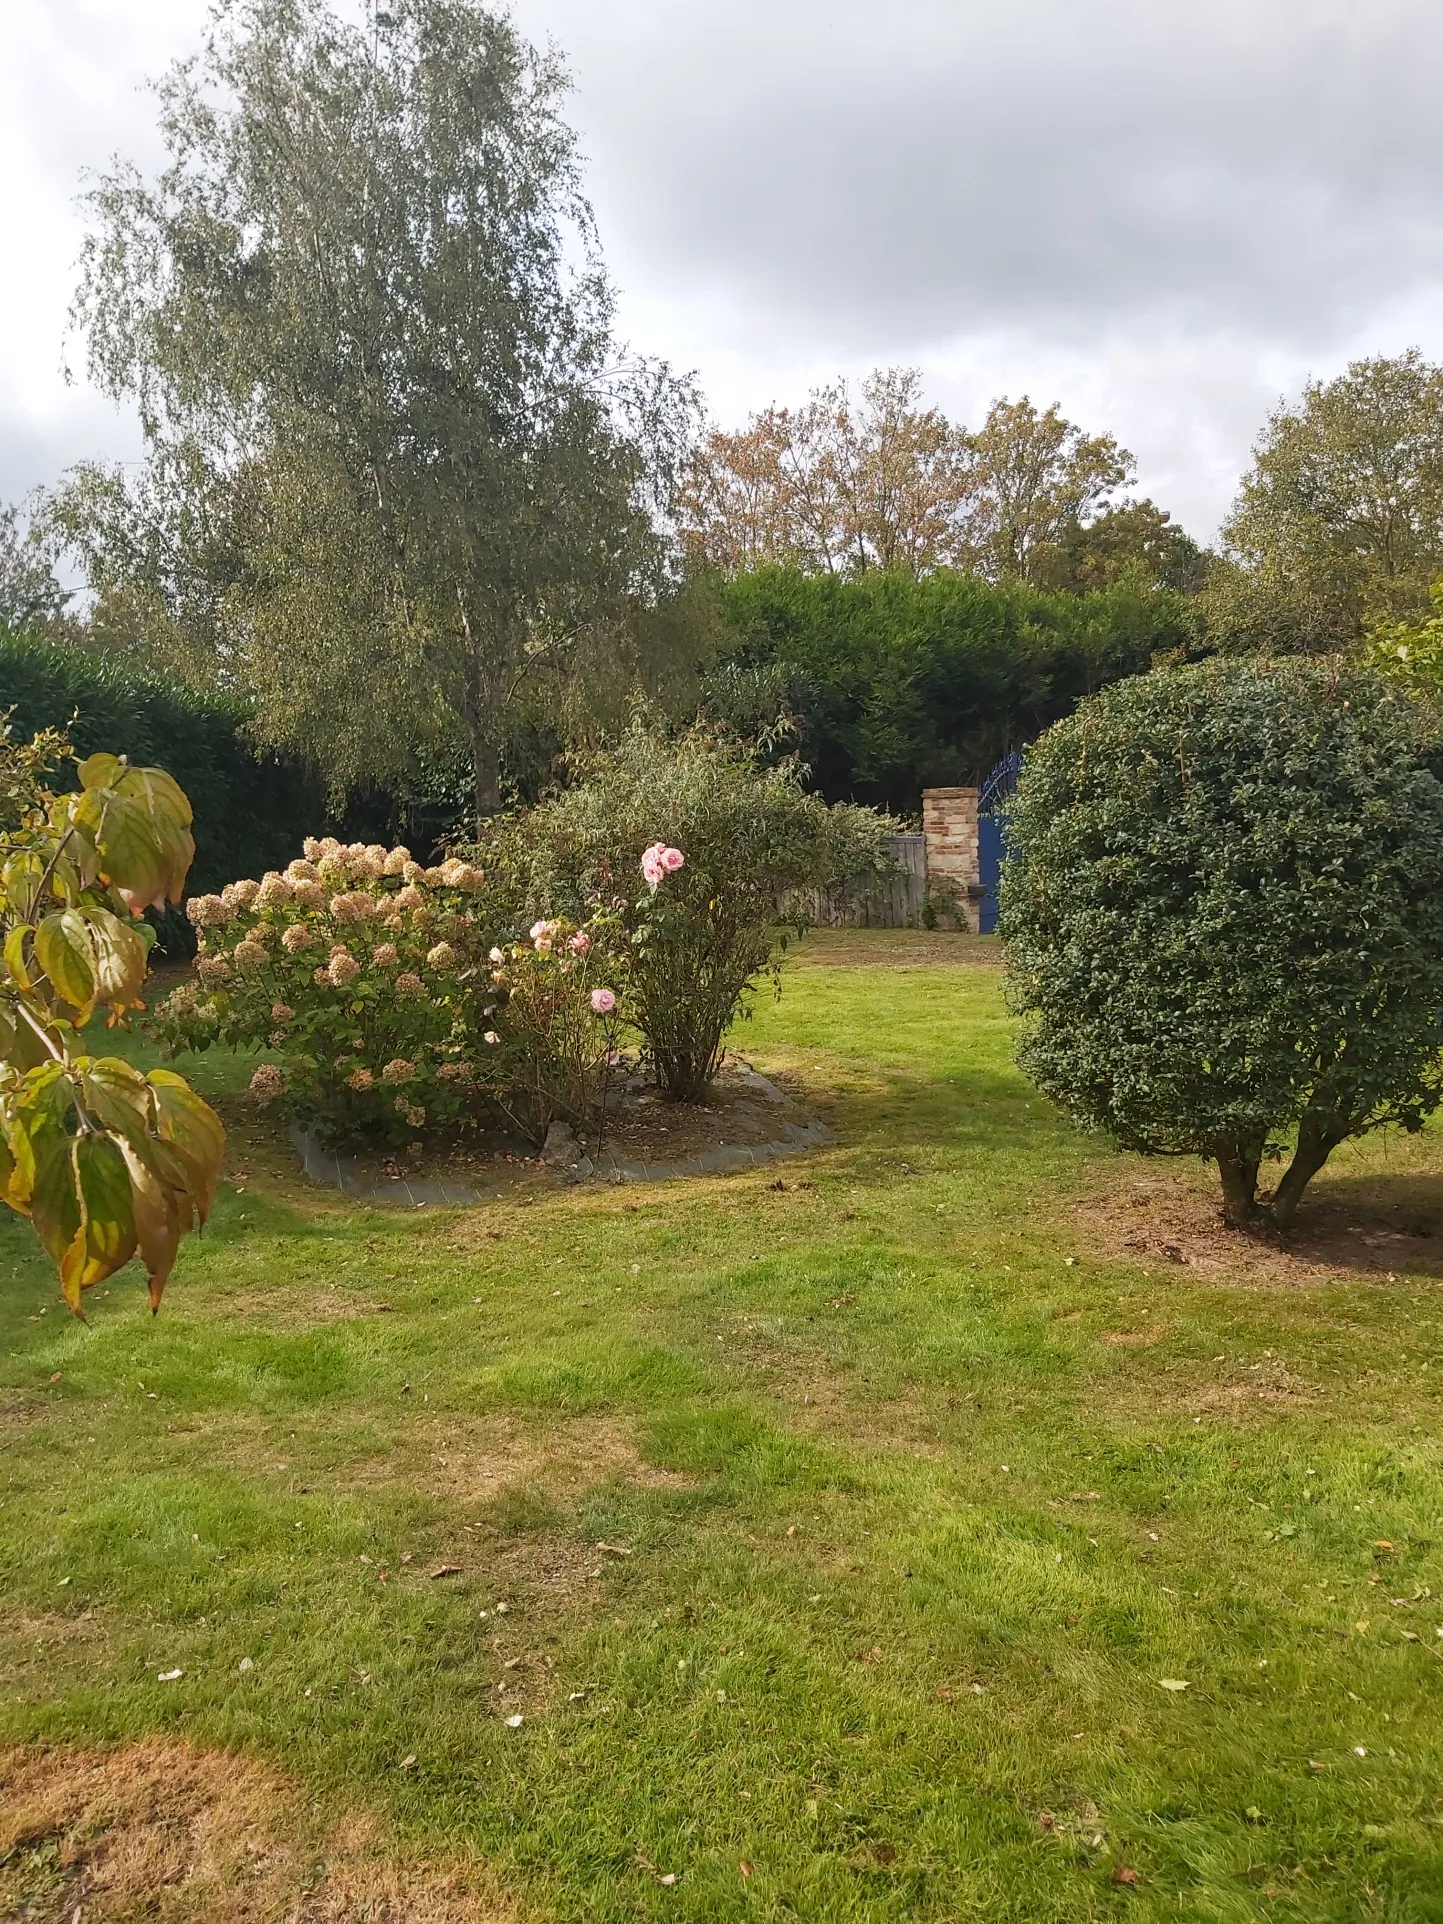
[1074,1165,1443,1287]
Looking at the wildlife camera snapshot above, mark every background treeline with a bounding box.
[3,0,1443,832]
[0,631,326,899]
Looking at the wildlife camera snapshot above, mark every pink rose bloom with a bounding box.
[661,846,685,872]
[590,987,616,1015]
[567,931,591,955]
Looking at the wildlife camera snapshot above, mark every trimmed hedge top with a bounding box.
[0,630,325,897]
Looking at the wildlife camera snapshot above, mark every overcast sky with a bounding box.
[5,0,1443,540]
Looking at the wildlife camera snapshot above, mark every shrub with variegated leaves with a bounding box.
[153,838,496,1146]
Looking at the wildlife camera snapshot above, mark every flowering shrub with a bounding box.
[153,839,495,1145]
[480,721,893,1100]
[482,914,624,1142]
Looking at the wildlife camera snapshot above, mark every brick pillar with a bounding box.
[922,786,980,932]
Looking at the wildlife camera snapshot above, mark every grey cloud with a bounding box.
[513,0,1443,351]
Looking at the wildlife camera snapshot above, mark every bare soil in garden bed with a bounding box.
[1075,1160,1443,1287]
[272,1057,824,1201]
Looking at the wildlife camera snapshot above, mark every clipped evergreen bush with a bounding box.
[1002,657,1443,1227]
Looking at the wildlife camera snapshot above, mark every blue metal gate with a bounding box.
[977,750,1022,936]
[978,814,1005,934]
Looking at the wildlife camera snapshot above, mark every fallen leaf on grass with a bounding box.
[430,1564,462,1580]
[1112,1866,1141,1886]
[596,1542,633,1557]
[400,1754,417,1769]
[1157,1678,1190,1692]
[505,1714,524,1728]
[935,1686,953,1701]
[157,1669,183,1682]
[738,1861,753,1878]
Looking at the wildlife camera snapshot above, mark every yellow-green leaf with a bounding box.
[76,751,125,791]
[35,911,98,1016]
[82,907,148,1013]
[146,1068,225,1221]
[4,924,35,992]
[59,1134,138,1311]
[115,1136,186,1312]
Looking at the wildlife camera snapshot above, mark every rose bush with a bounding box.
[483,914,624,1142]
[479,721,893,1100]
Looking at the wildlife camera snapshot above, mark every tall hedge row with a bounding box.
[714,566,1192,812]
[0,631,326,899]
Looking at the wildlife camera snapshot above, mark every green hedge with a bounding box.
[714,566,1191,812]
[0,630,326,916]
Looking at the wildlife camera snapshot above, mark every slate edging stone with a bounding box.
[290,1109,829,1209]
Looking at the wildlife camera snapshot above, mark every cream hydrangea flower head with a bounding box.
[249,1064,287,1102]
[255,873,294,911]
[281,923,315,952]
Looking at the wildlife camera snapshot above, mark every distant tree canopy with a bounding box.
[0,505,70,633]
[1204,350,1443,654]
[43,0,696,829]
[705,565,1191,813]
[678,369,1208,595]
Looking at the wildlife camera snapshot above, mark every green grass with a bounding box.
[5,931,1443,1920]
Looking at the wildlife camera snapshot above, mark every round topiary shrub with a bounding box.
[1002,657,1443,1228]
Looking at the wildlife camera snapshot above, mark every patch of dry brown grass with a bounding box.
[0,1740,522,1923]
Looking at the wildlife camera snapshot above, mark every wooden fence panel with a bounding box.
[790,833,926,929]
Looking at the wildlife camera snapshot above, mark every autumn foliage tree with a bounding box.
[679,369,1196,591]
[0,726,224,1314]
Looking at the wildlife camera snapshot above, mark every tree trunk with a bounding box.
[472,730,502,836]
[1214,1137,1265,1227]
[1267,1112,1344,1230]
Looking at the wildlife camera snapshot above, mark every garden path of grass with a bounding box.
[4,930,1443,1921]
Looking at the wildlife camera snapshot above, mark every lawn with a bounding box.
[3,930,1443,1921]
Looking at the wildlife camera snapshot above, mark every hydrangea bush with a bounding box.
[154,838,496,1144]
[153,838,627,1147]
